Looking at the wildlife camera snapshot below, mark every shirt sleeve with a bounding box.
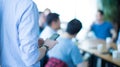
[18,1,40,66]
[70,45,83,65]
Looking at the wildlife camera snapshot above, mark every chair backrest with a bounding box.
[45,57,68,67]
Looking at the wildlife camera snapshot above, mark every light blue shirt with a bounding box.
[0,0,40,67]
[48,37,83,67]
[0,0,2,65]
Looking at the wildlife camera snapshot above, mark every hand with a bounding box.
[44,39,58,49]
[38,38,44,47]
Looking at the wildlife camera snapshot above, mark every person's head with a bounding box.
[39,12,46,27]
[66,19,82,37]
[46,13,60,31]
[44,8,51,17]
[96,10,104,22]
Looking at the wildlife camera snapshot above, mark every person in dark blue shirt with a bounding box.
[89,10,117,41]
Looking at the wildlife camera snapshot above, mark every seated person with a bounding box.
[45,57,68,67]
[39,12,46,34]
[44,8,51,17]
[39,8,51,34]
[88,10,116,41]
[47,19,87,67]
[39,13,61,40]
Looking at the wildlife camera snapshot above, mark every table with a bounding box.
[78,38,120,67]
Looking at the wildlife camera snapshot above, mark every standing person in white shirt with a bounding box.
[0,0,57,67]
[40,13,61,40]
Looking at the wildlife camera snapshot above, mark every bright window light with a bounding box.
[33,0,98,40]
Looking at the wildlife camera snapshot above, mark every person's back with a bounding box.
[0,0,40,67]
[48,37,83,67]
[48,19,84,67]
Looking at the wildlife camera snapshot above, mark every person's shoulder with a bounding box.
[104,21,112,24]
[15,0,35,14]
[57,37,73,46]
[104,21,113,27]
[57,37,67,43]
[91,21,96,25]
[17,0,33,7]
[91,21,97,27]
[19,0,33,4]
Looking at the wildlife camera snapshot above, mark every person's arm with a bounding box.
[18,1,42,66]
[110,29,117,41]
[70,45,83,66]
[86,23,94,38]
[18,1,57,66]
[85,27,91,38]
[37,46,47,61]
[37,39,57,61]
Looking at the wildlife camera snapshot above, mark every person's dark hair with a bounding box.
[66,19,82,35]
[46,13,59,26]
[98,10,104,15]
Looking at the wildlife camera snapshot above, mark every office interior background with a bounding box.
[33,0,120,41]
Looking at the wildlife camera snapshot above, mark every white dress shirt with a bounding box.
[39,26,56,40]
[0,0,40,67]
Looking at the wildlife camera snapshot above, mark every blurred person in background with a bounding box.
[44,8,51,17]
[46,19,88,67]
[39,12,46,34]
[39,13,61,40]
[87,10,117,67]
[88,10,117,41]
[39,13,60,67]
[38,8,51,34]
[0,0,57,67]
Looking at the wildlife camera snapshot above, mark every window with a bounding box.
[33,0,97,40]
